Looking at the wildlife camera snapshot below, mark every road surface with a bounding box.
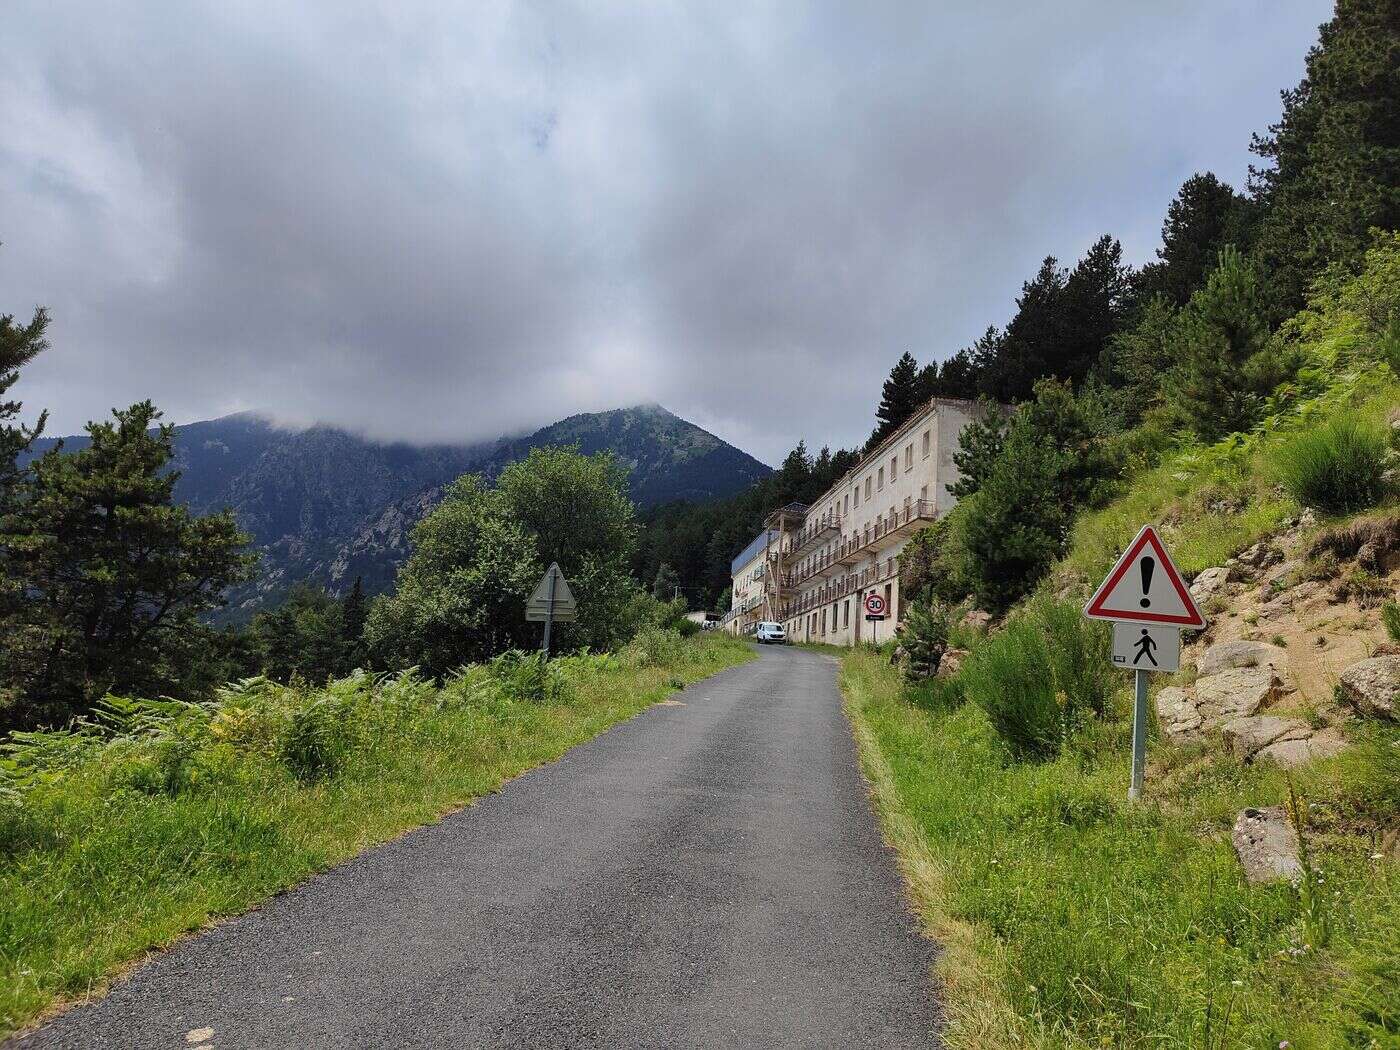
[16,645,942,1048]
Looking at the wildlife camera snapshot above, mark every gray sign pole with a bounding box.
[541,567,556,660]
[1129,668,1148,800]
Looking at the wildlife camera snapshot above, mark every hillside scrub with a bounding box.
[841,647,1400,1049]
[0,631,753,1039]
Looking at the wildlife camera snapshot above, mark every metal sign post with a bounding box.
[525,563,577,660]
[541,566,556,658]
[1084,525,1204,801]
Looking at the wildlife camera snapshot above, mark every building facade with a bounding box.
[724,397,996,646]
[723,529,778,637]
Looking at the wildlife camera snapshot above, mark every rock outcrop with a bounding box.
[1232,807,1302,885]
[1338,655,1400,720]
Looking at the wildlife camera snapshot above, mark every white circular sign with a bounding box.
[864,593,886,616]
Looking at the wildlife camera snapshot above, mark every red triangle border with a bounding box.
[1084,525,1205,628]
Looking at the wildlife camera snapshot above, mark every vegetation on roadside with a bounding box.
[0,630,751,1038]
[842,646,1400,1048]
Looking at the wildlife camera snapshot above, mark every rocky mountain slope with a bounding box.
[30,405,770,617]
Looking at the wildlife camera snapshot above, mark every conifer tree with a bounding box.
[1137,173,1253,307]
[867,352,923,449]
[1250,0,1400,310]
[0,402,255,727]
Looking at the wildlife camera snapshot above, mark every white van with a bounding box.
[755,621,787,645]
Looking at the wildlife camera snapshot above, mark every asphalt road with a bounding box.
[16,645,942,1049]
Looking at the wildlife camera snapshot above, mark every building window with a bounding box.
[891,455,898,480]
[843,600,850,628]
[877,467,884,490]
[865,477,872,499]
[905,444,913,471]
[922,430,930,458]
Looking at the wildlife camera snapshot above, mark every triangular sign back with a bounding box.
[528,563,576,609]
[1083,525,1205,628]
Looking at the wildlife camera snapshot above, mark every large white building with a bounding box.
[723,397,996,645]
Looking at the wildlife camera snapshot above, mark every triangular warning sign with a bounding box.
[528,563,576,609]
[1084,525,1206,628]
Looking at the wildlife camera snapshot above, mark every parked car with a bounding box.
[755,621,787,644]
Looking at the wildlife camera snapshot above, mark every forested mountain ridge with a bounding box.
[28,404,770,617]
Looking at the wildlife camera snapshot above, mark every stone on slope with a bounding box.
[1194,666,1281,723]
[1197,639,1287,678]
[937,648,967,680]
[1220,716,1311,763]
[1190,566,1232,601]
[1338,655,1400,720]
[1257,728,1348,768]
[1232,807,1302,885]
[1155,687,1203,742]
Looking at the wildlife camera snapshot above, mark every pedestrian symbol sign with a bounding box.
[1112,622,1180,673]
[1083,524,1205,629]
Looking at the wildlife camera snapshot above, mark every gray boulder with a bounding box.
[937,648,967,680]
[1155,686,1203,742]
[1190,566,1232,601]
[1338,656,1400,720]
[1232,807,1302,885]
[1257,728,1348,768]
[1221,715,1311,762]
[1197,639,1287,678]
[1194,666,1281,722]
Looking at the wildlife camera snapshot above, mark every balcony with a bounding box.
[779,555,901,620]
[784,511,841,560]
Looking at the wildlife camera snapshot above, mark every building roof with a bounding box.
[731,529,779,577]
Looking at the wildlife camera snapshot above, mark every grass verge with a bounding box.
[0,632,753,1038]
[841,647,1400,1049]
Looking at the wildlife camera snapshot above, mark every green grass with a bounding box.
[841,648,1400,1048]
[0,632,753,1038]
[1274,415,1391,515]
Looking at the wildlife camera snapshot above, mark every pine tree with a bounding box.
[0,302,49,496]
[1250,0,1400,310]
[0,296,51,632]
[651,562,681,601]
[1163,247,1284,439]
[341,574,368,669]
[1137,173,1253,307]
[867,352,923,449]
[0,402,256,728]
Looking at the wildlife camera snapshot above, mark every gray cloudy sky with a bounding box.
[2,2,1330,463]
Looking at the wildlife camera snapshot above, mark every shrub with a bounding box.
[960,598,1113,760]
[482,650,572,705]
[1033,596,1114,720]
[619,627,685,669]
[896,600,951,683]
[1274,415,1389,514]
[278,694,358,779]
[1383,600,1400,643]
[960,619,1063,760]
[906,676,964,714]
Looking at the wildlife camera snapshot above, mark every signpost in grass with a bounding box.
[1084,525,1205,800]
[526,563,577,659]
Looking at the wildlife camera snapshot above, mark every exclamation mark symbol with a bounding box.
[1139,557,1154,608]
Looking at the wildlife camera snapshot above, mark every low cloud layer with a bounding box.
[1,2,1328,462]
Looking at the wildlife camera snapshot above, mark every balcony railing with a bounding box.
[786,499,937,589]
[783,511,841,560]
[778,555,901,621]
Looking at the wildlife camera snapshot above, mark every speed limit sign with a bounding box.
[864,592,887,619]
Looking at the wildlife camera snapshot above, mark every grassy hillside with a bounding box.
[842,237,1400,1046]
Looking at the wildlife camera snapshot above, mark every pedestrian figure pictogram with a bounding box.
[1132,628,1157,666]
